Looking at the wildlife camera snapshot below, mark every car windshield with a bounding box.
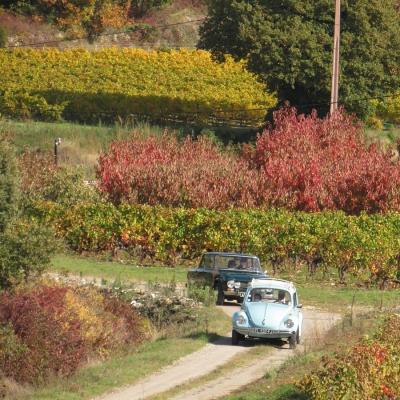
[199,254,261,272]
[248,288,291,305]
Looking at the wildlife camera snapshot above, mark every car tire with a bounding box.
[289,333,297,349]
[296,328,301,345]
[232,330,242,345]
[216,288,224,305]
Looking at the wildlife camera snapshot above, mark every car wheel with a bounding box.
[216,288,224,305]
[296,328,301,345]
[232,330,243,345]
[289,333,297,349]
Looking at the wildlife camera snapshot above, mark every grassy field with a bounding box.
[10,306,230,400]
[1,119,169,177]
[51,254,400,311]
[51,254,189,284]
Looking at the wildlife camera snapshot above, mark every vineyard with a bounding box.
[28,202,400,285]
[0,48,276,125]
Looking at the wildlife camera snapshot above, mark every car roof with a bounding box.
[202,252,259,259]
[249,278,296,292]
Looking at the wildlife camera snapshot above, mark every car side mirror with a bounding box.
[297,304,303,309]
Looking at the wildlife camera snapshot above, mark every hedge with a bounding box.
[0,48,276,125]
[28,202,400,284]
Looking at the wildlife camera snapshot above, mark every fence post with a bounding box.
[350,293,355,327]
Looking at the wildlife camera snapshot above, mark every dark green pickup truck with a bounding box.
[187,252,267,305]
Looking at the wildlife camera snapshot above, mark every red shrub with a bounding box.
[0,284,147,384]
[0,286,85,383]
[97,110,400,214]
[245,108,400,213]
[97,132,259,209]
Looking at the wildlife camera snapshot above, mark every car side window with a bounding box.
[200,254,214,270]
[293,292,298,307]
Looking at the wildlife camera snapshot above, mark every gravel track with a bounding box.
[95,305,341,400]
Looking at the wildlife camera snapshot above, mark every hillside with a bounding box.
[0,0,206,49]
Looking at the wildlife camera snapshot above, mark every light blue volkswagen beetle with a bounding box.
[232,278,303,349]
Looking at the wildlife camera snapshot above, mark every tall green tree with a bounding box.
[0,133,18,232]
[0,132,56,289]
[199,0,400,118]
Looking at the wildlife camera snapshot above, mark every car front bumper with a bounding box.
[223,288,247,299]
[234,326,294,339]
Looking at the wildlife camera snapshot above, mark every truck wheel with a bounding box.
[289,333,297,349]
[216,288,224,305]
[232,330,242,345]
[296,328,301,345]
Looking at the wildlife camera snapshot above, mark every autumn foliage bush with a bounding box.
[0,283,146,384]
[98,108,400,214]
[298,314,400,400]
[97,133,258,208]
[246,108,400,214]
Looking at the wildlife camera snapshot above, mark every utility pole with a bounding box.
[330,0,341,114]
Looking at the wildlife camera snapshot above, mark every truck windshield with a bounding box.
[199,254,262,272]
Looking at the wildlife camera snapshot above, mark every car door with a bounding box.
[188,254,215,287]
[293,292,303,335]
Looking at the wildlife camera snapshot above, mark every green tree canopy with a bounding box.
[0,132,55,289]
[199,0,400,118]
[0,133,18,232]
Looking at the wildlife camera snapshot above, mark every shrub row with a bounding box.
[98,109,400,214]
[0,48,276,125]
[0,283,147,384]
[29,202,400,284]
[298,314,400,399]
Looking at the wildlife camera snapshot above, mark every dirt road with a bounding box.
[96,304,340,400]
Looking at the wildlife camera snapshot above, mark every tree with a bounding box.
[0,133,56,289]
[130,0,171,17]
[199,0,400,119]
[0,133,18,232]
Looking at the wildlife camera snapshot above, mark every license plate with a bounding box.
[239,292,246,297]
[251,328,278,334]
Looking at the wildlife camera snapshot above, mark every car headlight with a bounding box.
[234,282,241,289]
[235,315,247,325]
[227,280,235,289]
[285,319,294,328]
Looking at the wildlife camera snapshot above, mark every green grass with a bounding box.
[1,119,171,177]
[226,385,308,400]
[51,254,189,284]
[51,254,400,310]
[11,306,230,400]
[271,265,400,311]
[296,285,399,310]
